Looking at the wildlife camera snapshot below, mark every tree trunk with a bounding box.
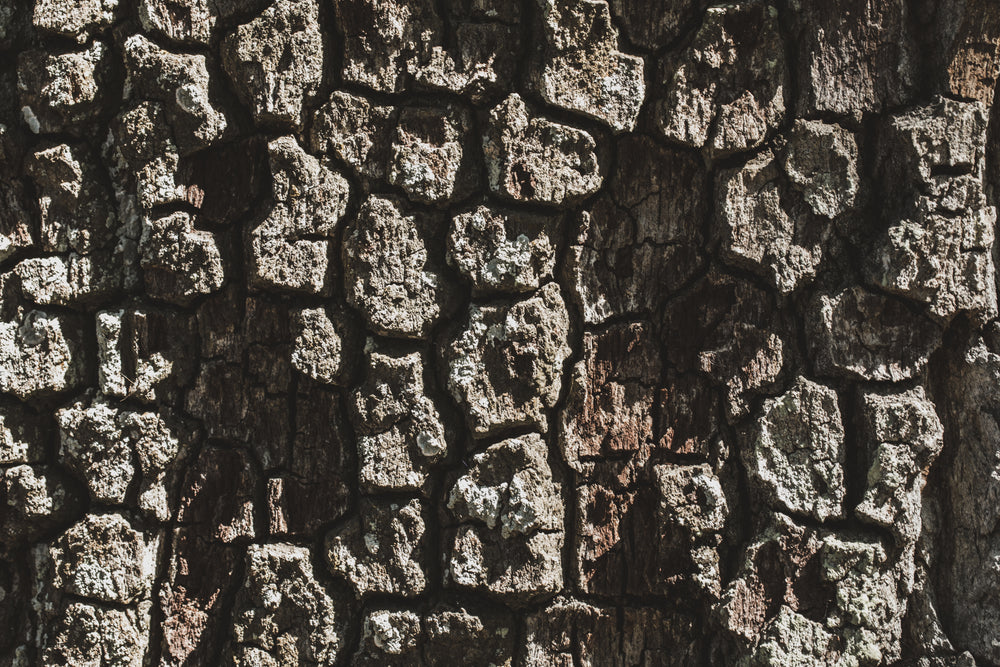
[0,0,998,664]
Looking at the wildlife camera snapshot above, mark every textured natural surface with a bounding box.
[1,0,1000,665]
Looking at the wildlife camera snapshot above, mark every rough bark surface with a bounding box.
[1,0,999,665]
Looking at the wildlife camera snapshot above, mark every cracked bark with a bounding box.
[1,0,999,665]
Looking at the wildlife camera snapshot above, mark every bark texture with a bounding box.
[0,0,999,665]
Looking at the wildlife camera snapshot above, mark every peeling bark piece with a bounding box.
[448,204,557,295]
[938,341,1000,663]
[661,271,785,421]
[15,253,123,307]
[870,99,996,322]
[787,0,917,116]
[524,599,699,665]
[34,513,159,605]
[782,120,860,219]
[807,287,942,382]
[445,283,572,436]
[412,22,519,102]
[448,433,563,538]
[0,310,85,399]
[818,534,909,664]
[523,598,619,665]
[137,0,217,45]
[309,91,398,183]
[655,1,787,157]
[350,345,448,494]
[227,543,345,665]
[700,328,785,423]
[32,0,117,42]
[567,135,705,323]
[96,309,176,402]
[1,465,78,546]
[121,410,197,523]
[530,0,645,132]
[17,42,110,135]
[353,608,423,666]
[325,498,428,597]
[741,606,838,667]
[870,201,997,322]
[221,0,324,129]
[336,1,517,99]
[25,142,116,254]
[389,105,475,205]
[649,463,728,598]
[249,136,350,295]
[559,322,660,469]
[123,34,228,155]
[855,386,943,543]
[878,97,989,195]
[608,0,704,51]
[721,512,911,663]
[483,94,602,207]
[291,306,359,386]
[424,603,515,666]
[446,525,563,607]
[96,307,198,405]
[718,514,829,644]
[334,0,441,93]
[742,377,846,522]
[106,101,186,209]
[574,460,726,599]
[879,97,989,211]
[445,433,564,604]
[140,211,225,304]
[38,600,151,667]
[343,195,455,339]
[57,397,133,506]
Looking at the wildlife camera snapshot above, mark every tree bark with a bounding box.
[1,0,999,664]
